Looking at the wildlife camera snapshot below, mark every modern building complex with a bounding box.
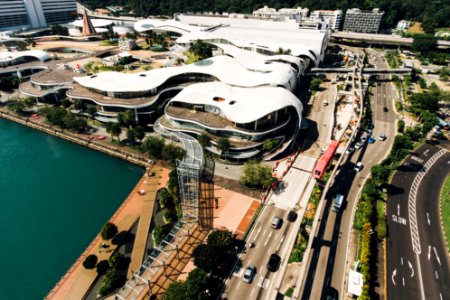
[343,8,384,33]
[310,10,343,30]
[0,0,77,31]
[2,14,330,159]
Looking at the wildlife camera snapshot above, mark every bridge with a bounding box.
[308,67,412,75]
[331,32,450,49]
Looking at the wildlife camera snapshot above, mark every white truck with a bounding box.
[332,194,344,212]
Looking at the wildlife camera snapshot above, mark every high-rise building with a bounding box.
[0,0,77,31]
[310,10,342,30]
[343,8,384,33]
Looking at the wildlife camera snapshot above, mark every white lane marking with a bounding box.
[402,277,405,286]
[398,204,400,216]
[264,231,273,246]
[423,149,429,156]
[276,235,285,251]
[435,271,439,279]
[257,276,264,287]
[236,281,241,290]
[416,253,426,300]
[408,261,414,278]
[252,226,262,241]
[401,257,404,265]
[250,288,255,296]
[392,269,397,286]
[433,247,442,266]
[428,246,431,261]
[440,293,443,300]
[426,212,430,226]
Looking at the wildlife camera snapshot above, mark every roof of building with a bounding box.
[168,81,303,124]
[347,270,363,296]
[134,17,329,64]
[0,50,49,63]
[73,55,296,93]
[71,18,114,28]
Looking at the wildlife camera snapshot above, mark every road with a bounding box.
[301,49,398,299]
[387,143,450,300]
[222,205,297,300]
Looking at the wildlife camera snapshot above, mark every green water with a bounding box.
[0,118,143,299]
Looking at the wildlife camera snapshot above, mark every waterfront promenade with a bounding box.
[46,165,170,300]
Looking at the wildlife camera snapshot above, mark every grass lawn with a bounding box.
[441,175,450,252]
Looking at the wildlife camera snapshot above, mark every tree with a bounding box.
[240,161,273,189]
[118,110,136,128]
[51,24,68,36]
[83,254,98,269]
[142,136,165,158]
[162,143,186,162]
[207,229,233,250]
[217,137,230,158]
[412,35,437,53]
[397,120,405,133]
[153,225,165,246]
[163,281,188,300]
[192,244,220,272]
[371,165,391,187]
[126,127,136,144]
[101,222,118,240]
[310,78,323,91]
[159,189,173,208]
[106,122,122,141]
[73,99,84,111]
[86,105,97,118]
[185,268,208,299]
[189,40,213,60]
[134,126,145,142]
[198,134,209,148]
[393,134,413,152]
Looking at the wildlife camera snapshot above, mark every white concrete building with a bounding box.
[252,6,309,21]
[396,20,411,31]
[0,0,77,31]
[310,10,343,30]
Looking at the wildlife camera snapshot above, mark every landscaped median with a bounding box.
[440,175,450,252]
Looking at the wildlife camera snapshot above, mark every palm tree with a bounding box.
[118,110,136,128]
[111,123,122,141]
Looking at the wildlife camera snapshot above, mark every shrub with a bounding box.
[397,120,405,133]
[83,254,97,269]
[163,210,176,223]
[239,161,273,189]
[96,260,109,275]
[101,222,118,240]
[152,225,164,246]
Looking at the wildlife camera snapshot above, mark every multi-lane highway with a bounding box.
[301,49,398,299]
[387,143,450,300]
[223,205,299,300]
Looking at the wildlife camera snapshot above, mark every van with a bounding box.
[332,194,344,212]
[271,217,282,229]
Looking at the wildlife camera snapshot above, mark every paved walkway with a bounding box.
[47,164,170,300]
[128,164,170,278]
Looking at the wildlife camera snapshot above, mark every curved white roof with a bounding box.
[133,17,328,66]
[0,50,49,63]
[71,19,114,28]
[74,55,297,93]
[168,81,303,125]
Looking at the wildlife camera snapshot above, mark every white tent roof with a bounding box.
[74,55,296,93]
[168,81,303,124]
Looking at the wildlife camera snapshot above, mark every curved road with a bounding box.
[387,144,450,300]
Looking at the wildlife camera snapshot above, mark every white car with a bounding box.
[354,142,363,150]
[243,265,256,283]
[379,134,387,141]
[346,147,355,154]
[354,162,364,172]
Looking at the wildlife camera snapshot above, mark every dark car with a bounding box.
[383,106,389,112]
[287,210,297,222]
[267,254,281,272]
[325,287,339,300]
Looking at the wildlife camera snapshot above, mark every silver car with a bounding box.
[243,265,256,283]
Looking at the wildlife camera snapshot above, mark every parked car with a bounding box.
[287,211,297,222]
[368,137,376,144]
[383,106,389,112]
[379,134,387,141]
[271,217,282,229]
[267,254,281,272]
[243,265,256,283]
[354,142,363,150]
[354,162,364,172]
[346,147,355,154]
[324,101,329,106]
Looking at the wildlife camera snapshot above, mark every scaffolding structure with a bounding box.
[114,120,207,300]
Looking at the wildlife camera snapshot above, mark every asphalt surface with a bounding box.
[301,49,398,299]
[387,143,450,300]
[223,205,295,300]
